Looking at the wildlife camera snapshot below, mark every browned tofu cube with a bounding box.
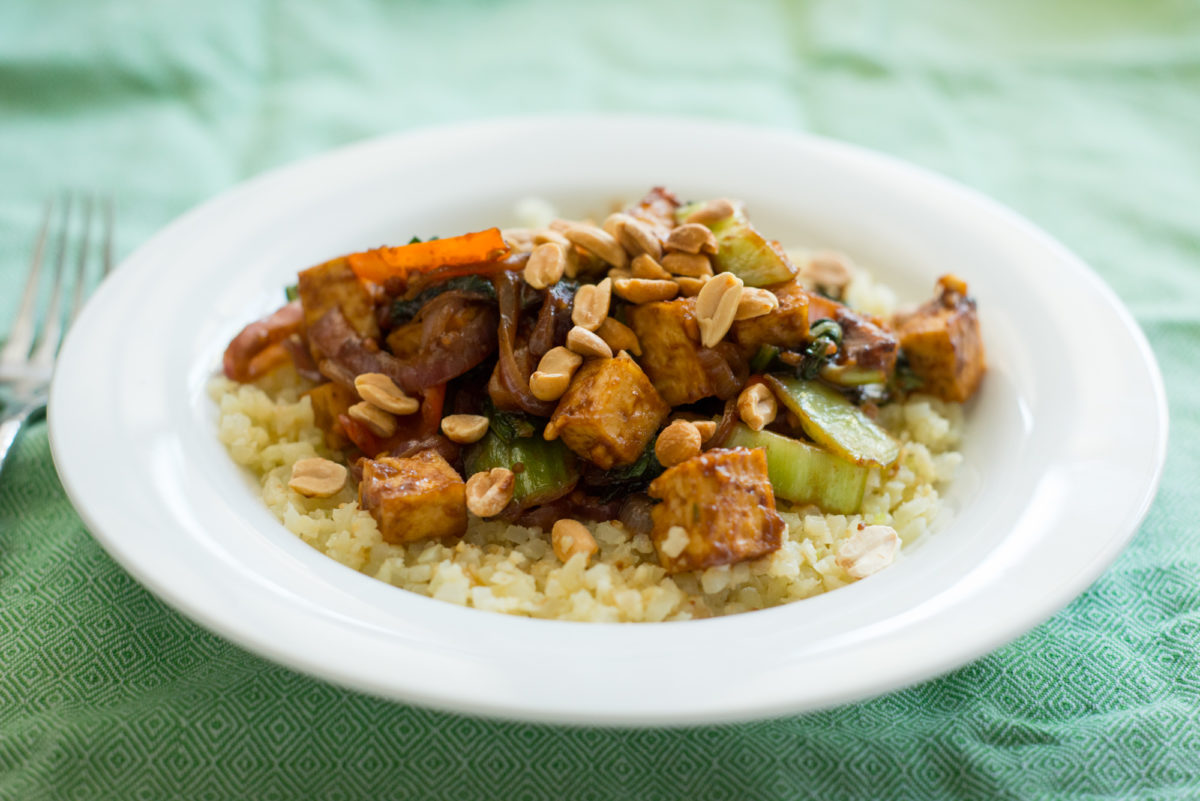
[358,451,467,544]
[895,276,986,402]
[543,352,669,469]
[305,381,358,450]
[298,257,380,342]
[647,447,786,574]
[731,279,811,354]
[385,320,422,359]
[627,298,720,406]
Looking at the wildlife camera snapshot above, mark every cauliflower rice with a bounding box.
[210,367,964,623]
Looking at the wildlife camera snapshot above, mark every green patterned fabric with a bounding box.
[2,1,1198,798]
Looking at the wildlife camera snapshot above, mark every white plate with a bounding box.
[49,116,1167,726]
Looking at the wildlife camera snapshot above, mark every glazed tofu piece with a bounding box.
[627,298,718,406]
[731,278,811,354]
[358,451,467,544]
[543,352,669,469]
[298,257,380,342]
[894,275,986,402]
[305,381,358,450]
[647,447,786,574]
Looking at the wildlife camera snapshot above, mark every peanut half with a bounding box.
[524,242,566,289]
[661,252,713,278]
[612,277,679,305]
[614,216,664,261]
[695,272,744,348]
[631,253,673,280]
[354,373,420,415]
[655,420,703,467]
[836,524,900,579]
[441,414,490,444]
[348,401,398,437]
[737,383,777,431]
[734,287,780,320]
[529,346,583,401]
[561,222,628,269]
[571,277,612,331]
[551,519,599,564]
[288,457,348,498]
[665,223,718,255]
[465,468,515,517]
[566,325,614,359]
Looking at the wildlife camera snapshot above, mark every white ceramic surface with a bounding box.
[49,116,1167,726]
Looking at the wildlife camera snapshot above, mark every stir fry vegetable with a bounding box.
[223,187,986,576]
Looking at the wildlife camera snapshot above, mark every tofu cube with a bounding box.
[358,451,467,544]
[647,447,786,574]
[895,280,986,402]
[298,257,380,342]
[627,298,720,406]
[543,352,669,469]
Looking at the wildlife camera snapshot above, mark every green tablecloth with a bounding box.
[2,1,1197,798]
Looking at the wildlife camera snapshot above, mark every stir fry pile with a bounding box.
[223,188,985,575]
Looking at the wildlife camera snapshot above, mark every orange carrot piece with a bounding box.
[347,228,510,284]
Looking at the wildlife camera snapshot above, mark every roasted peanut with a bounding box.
[571,277,611,331]
[737,383,777,431]
[551,519,599,564]
[683,198,737,226]
[836,524,900,578]
[666,223,718,255]
[612,277,679,304]
[441,414,490,444]
[661,251,713,278]
[631,253,673,280]
[562,222,628,269]
[693,420,718,443]
[655,420,703,467]
[465,468,515,517]
[524,242,566,289]
[534,228,571,248]
[695,272,744,347]
[288,457,348,498]
[354,373,420,415]
[675,275,709,297]
[348,401,398,437]
[615,216,664,261]
[566,325,614,359]
[530,346,583,401]
[595,317,641,356]
[734,287,780,320]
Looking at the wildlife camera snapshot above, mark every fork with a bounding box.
[0,195,113,475]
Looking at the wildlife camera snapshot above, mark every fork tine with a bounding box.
[0,198,55,366]
[69,195,95,324]
[101,196,114,278]
[30,194,74,367]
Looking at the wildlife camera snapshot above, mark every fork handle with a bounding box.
[0,401,44,476]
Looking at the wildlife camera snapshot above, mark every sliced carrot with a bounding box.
[347,228,510,284]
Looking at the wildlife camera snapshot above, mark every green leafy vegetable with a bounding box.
[284,284,298,302]
[727,424,869,514]
[389,275,497,326]
[749,344,781,373]
[766,374,899,467]
[465,431,578,507]
[798,318,843,380]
